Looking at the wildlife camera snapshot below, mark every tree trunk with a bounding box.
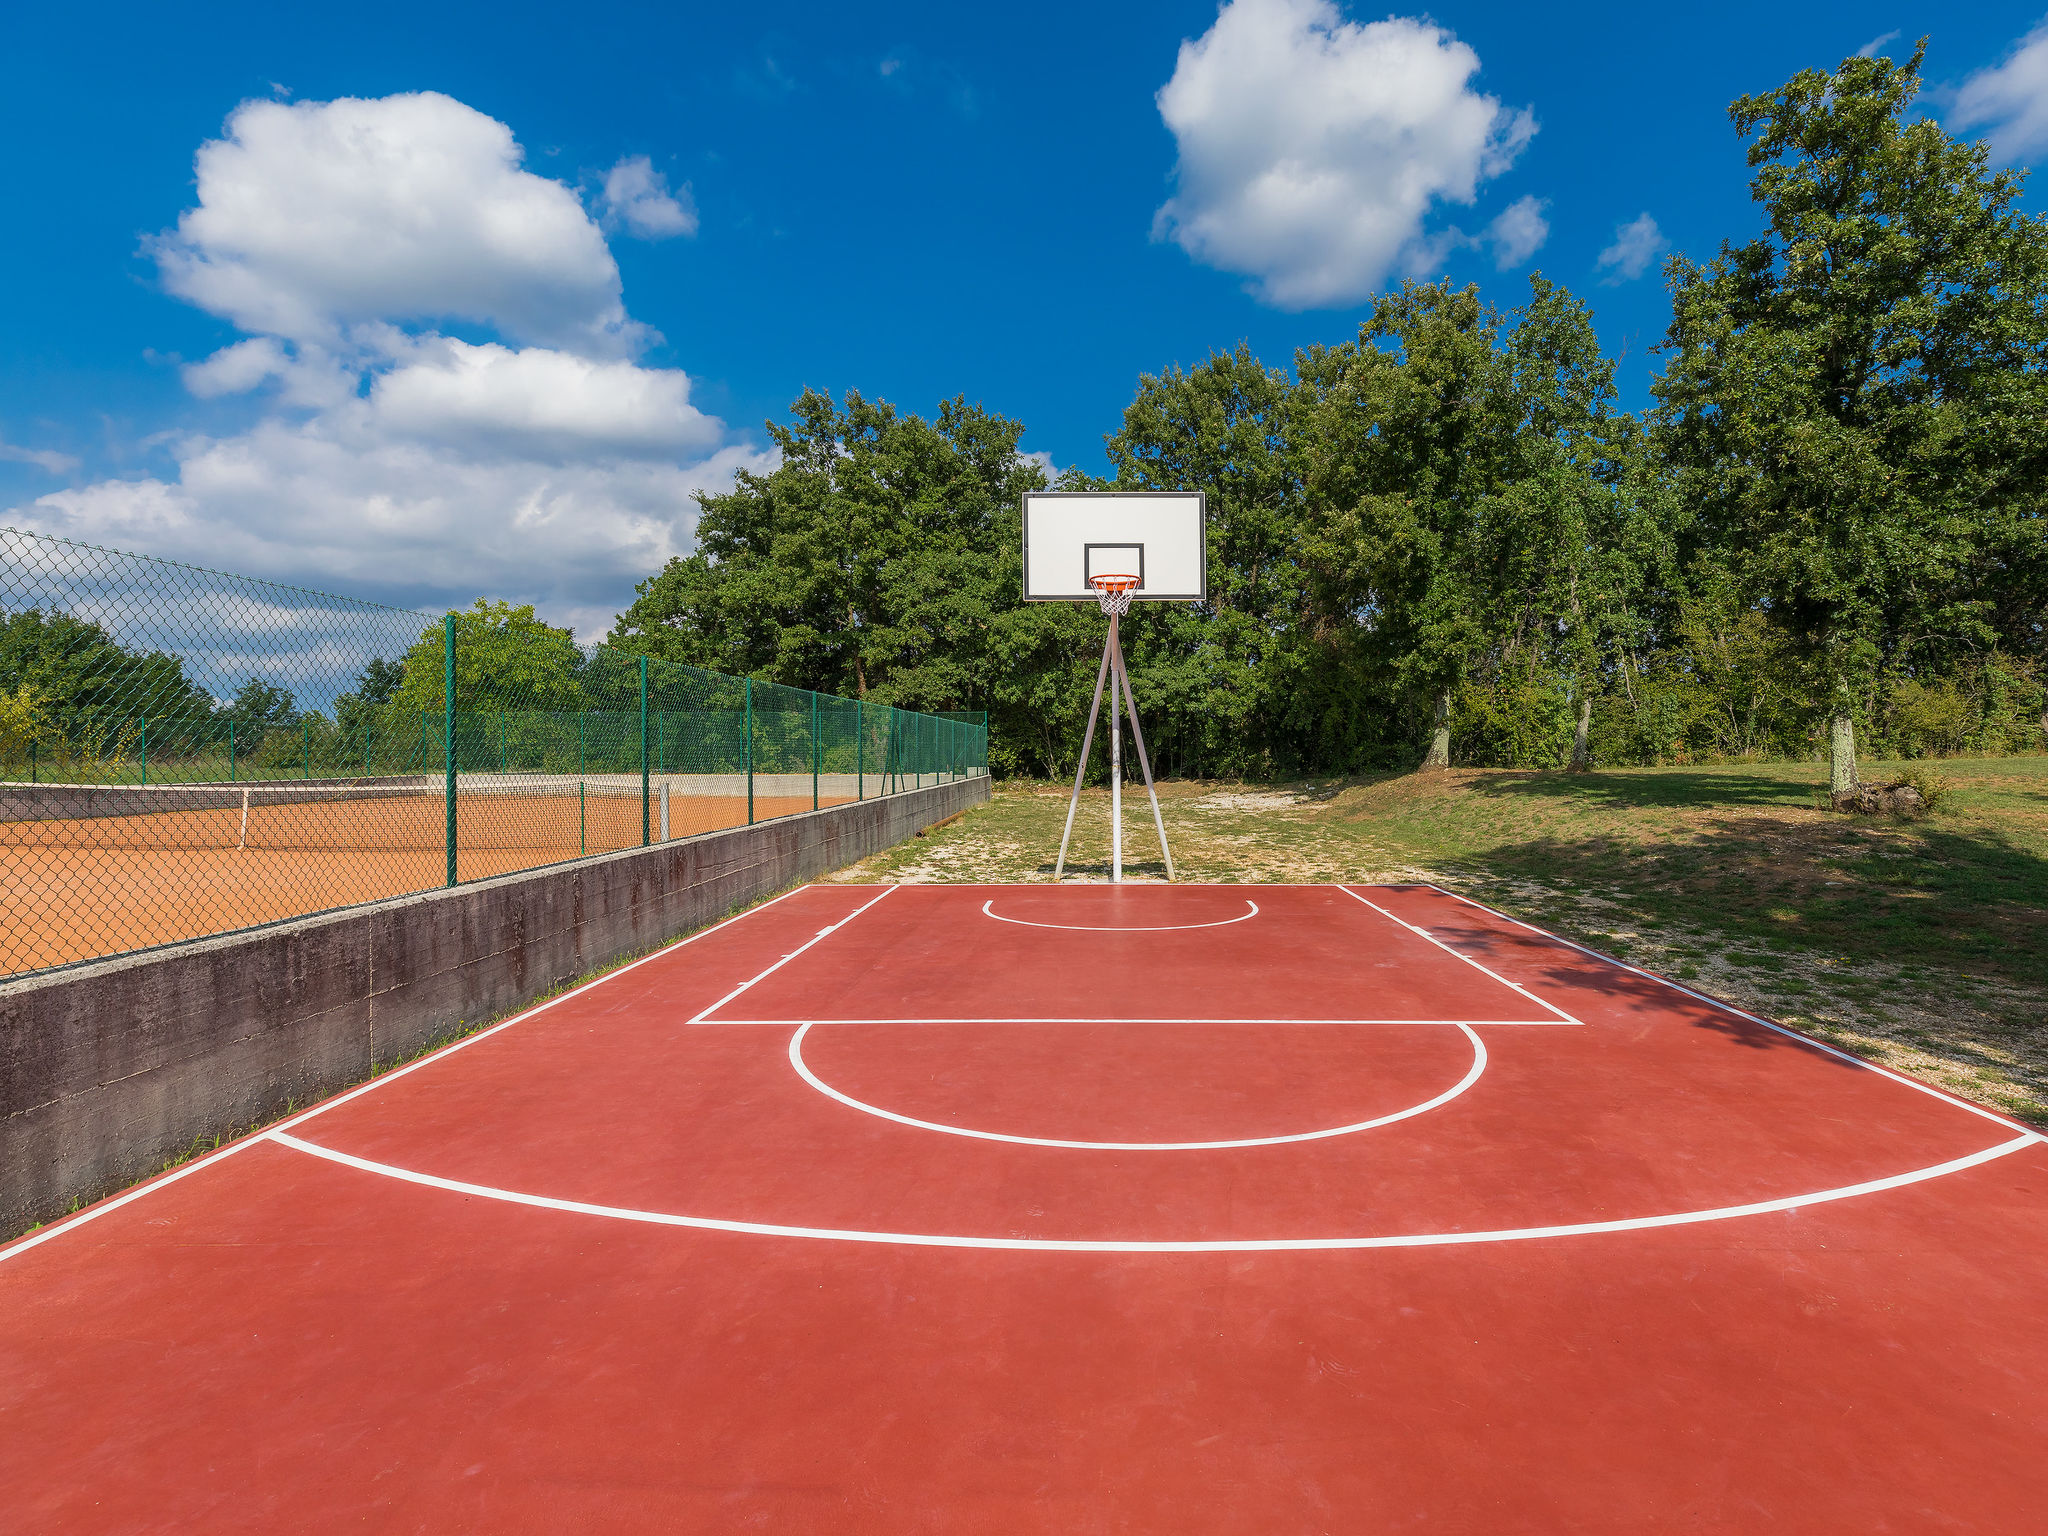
[1829,713,1859,796]
[1569,695,1592,772]
[1420,689,1452,770]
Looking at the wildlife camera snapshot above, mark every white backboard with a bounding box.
[1021,492,1207,602]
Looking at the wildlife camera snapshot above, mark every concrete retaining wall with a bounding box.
[0,772,989,1234]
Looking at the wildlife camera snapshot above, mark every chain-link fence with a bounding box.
[2,527,988,980]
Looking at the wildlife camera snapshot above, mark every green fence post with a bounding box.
[303,719,310,780]
[499,711,506,775]
[139,716,147,785]
[578,709,587,855]
[228,720,236,783]
[744,677,754,825]
[29,738,36,784]
[444,613,457,888]
[640,655,651,848]
[856,702,864,800]
[811,691,820,811]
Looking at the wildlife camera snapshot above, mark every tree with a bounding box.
[1105,346,1324,777]
[1654,44,2048,798]
[1294,277,1630,771]
[222,678,299,730]
[389,600,583,715]
[611,389,1058,769]
[0,607,213,722]
[333,656,402,745]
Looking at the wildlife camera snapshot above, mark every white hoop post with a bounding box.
[1052,636,1114,880]
[1108,634,1174,881]
[1109,612,1123,883]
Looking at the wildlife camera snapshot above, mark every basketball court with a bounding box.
[4,879,2044,1531]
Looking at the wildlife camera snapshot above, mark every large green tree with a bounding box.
[1293,276,1639,769]
[0,607,214,722]
[389,600,583,715]
[1654,44,2048,796]
[1104,346,1328,776]
[610,389,1074,773]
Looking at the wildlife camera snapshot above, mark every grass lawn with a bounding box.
[837,756,2048,1126]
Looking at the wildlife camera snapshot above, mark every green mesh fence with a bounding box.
[1,526,988,980]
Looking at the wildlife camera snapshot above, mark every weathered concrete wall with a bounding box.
[0,773,988,1233]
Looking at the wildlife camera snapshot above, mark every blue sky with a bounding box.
[5,0,2048,637]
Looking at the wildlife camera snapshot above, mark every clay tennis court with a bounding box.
[3,881,2043,1531]
[1,783,847,972]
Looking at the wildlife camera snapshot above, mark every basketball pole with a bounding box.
[1053,610,1174,883]
[1053,639,1113,880]
[1108,633,1175,882]
[1109,617,1122,881]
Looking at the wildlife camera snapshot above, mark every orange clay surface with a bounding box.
[1,791,849,976]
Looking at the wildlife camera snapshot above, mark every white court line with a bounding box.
[267,1128,2041,1253]
[1422,883,2039,1138]
[1339,886,1583,1026]
[0,881,836,1267]
[980,898,1259,932]
[693,1016,1567,1027]
[687,885,899,1024]
[784,1020,1487,1149]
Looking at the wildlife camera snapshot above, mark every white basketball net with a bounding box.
[1091,576,1138,617]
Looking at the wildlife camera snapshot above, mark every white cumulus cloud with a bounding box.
[601,155,698,240]
[1951,20,2048,164]
[16,92,768,636]
[1152,0,1538,309]
[1486,195,1549,270]
[150,92,645,357]
[181,336,292,398]
[1595,213,1667,284]
[31,430,767,643]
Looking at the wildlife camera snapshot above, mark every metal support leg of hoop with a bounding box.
[1052,635,1114,880]
[1052,614,1175,883]
[1109,632,1175,882]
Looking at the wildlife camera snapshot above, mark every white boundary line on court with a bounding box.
[0,881,839,1267]
[784,1019,1487,1150]
[686,886,899,1024]
[17,881,2039,1262]
[265,1127,2041,1253]
[695,1016,1566,1026]
[1421,883,2039,1138]
[980,898,1259,932]
[1338,885,1584,1026]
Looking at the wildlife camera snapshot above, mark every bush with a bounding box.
[1889,762,1952,815]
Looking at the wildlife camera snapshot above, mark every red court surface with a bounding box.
[3,882,2044,1532]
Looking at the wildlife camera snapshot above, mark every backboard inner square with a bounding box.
[1086,545,1144,587]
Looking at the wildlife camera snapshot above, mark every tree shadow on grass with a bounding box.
[1462,767,1818,813]
[1479,816,2048,994]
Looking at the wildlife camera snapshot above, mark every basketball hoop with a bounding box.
[1090,573,1140,617]
[1022,490,1205,884]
